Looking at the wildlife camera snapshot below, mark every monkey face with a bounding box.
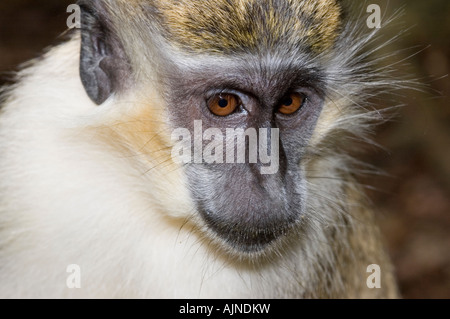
[165,55,326,253]
[77,0,341,255]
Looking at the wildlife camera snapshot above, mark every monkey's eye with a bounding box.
[208,94,241,117]
[278,93,305,115]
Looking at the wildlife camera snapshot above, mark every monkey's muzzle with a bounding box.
[189,164,304,254]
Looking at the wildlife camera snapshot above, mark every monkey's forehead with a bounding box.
[134,0,342,54]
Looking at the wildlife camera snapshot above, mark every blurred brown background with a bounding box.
[0,0,449,298]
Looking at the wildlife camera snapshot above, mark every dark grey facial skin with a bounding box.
[166,55,326,253]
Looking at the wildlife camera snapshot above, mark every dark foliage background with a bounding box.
[0,0,448,299]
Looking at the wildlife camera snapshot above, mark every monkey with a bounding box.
[0,0,401,298]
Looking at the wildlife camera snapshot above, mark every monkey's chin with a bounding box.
[201,210,297,255]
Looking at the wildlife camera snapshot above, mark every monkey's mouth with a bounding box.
[200,209,296,254]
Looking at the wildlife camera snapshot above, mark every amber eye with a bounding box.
[278,93,305,115]
[208,94,240,116]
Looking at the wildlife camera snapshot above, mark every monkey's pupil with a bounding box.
[218,99,228,108]
[283,97,293,106]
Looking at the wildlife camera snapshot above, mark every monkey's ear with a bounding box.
[78,1,129,105]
